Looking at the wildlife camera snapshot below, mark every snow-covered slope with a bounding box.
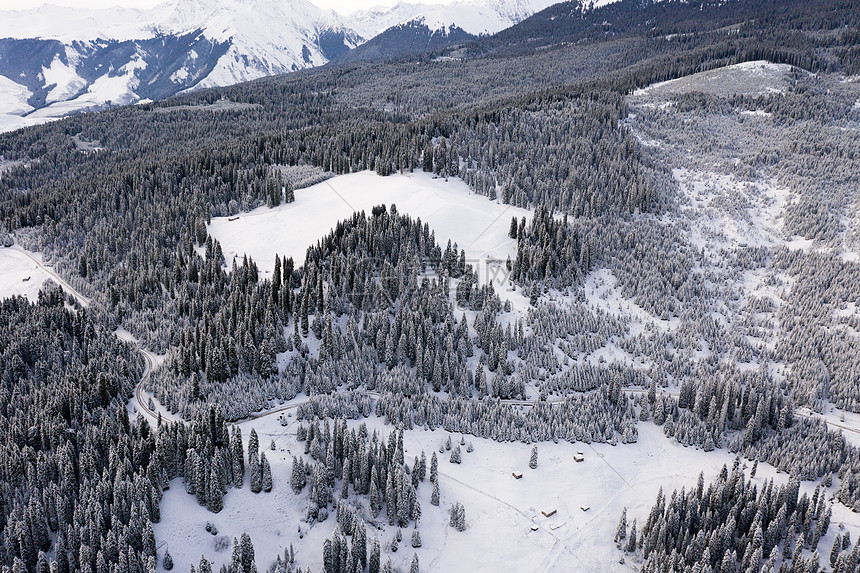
[339,0,559,64]
[0,0,359,131]
[153,0,362,88]
[0,0,563,132]
[350,0,558,40]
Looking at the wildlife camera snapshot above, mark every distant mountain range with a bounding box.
[0,0,559,132]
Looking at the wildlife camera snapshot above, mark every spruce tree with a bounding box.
[232,428,245,488]
[370,474,381,516]
[248,429,259,463]
[831,535,841,568]
[261,453,272,492]
[625,519,637,552]
[249,453,262,494]
[529,445,538,469]
[368,538,380,573]
[412,498,422,525]
[614,508,627,543]
[449,446,461,464]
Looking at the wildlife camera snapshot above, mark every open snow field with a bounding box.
[208,170,532,289]
[0,246,57,301]
[632,60,793,99]
[154,411,860,573]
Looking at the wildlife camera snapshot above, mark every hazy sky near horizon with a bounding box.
[0,0,456,14]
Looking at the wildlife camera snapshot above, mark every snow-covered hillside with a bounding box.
[154,0,362,89]
[208,170,532,294]
[0,0,560,132]
[349,0,558,39]
[151,403,860,573]
[0,246,56,302]
[0,0,360,131]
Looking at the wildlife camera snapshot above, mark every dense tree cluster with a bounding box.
[511,206,592,289]
[0,289,258,573]
[624,459,836,572]
[144,207,524,419]
[376,383,638,445]
[293,419,424,528]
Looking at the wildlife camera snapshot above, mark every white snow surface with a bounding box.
[632,60,793,98]
[41,53,88,105]
[0,246,58,302]
[0,76,34,116]
[154,413,860,573]
[30,56,146,121]
[349,0,557,39]
[208,170,531,289]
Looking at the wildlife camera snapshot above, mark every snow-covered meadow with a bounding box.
[208,170,532,292]
[632,60,793,99]
[0,246,58,301]
[154,410,860,573]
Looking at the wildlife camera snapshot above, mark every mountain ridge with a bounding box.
[0,0,560,132]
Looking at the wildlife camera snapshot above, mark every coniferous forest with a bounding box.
[1,0,859,571]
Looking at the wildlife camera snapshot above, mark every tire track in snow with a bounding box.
[437,469,587,571]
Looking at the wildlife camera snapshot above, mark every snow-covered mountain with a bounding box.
[335,0,560,65]
[349,0,558,39]
[0,0,561,132]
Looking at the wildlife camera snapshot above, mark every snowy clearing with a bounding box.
[672,167,800,252]
[632,60,793,99]
[208,170,532,289]
[154,414,860,573]
[0,246,57,301]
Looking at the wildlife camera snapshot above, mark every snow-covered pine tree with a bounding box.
[614,508,627,543]
[449,446,461,464]
[625,519,637,552]
[261,453,272,492]
[369,538,380,573]
[249,453,262,493]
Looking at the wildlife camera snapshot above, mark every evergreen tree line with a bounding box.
[619,458,837,572]
[0,288,263,573]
